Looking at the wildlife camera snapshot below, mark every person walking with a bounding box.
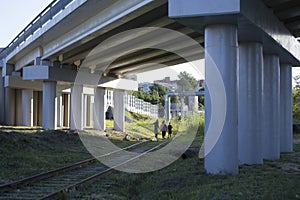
[153,119,159,139]
[160,121,167,139]
[168,122,173,138]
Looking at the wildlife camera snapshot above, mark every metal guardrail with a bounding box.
[0,0,74,59]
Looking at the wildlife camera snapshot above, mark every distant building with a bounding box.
[138,82,153,93]
[154,76,177,91]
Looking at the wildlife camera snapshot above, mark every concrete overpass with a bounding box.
[0,0,300,174]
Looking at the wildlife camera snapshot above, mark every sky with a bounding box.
[0,0,53,47]
[0,1,299,85]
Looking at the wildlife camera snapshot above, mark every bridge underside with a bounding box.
[0,0,300,175]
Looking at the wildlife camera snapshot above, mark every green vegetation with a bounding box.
[132,83,175,106]
[1,113,300,199]
[177,71,199,92]
[68,120,300,200]
[293,75,300,121]
[69,149,300,200]
[0,128,91,184]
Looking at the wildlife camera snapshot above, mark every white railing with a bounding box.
[104,90,158,118]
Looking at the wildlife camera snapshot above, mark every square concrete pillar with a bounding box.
[63,93,70,127]
[70,84,84,130]
[0,69,5,124]
[56,92,63,127]
[15,89,22,126]
[204,24,238,174]
[262,55,280,160]
[238,42,263,165]
[42,81,57,130]
[5,88,16,126]
[33,91,43,127]
[22,89,33,126]
[94,87,106,130]
[113,89,125,132]
[280,63,293,152]
[86,95,92,127]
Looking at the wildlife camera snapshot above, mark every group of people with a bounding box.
[153,119,173,139]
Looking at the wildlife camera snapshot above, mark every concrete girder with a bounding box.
[14,47,43,71]
[82,27,195,71]
[119,52,203,76]
[42,0,167,60]
[108,36,203,71]
[60,11,175,64]
[122,54,203,77]
[4,76,43,90]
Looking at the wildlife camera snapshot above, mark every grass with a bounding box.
[1,115,300,199]
[69,138,300,200]
[0,128,92,184]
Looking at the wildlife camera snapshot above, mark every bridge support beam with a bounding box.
[262,55,280,160]
[280,63,293,152]
[22,89,33,126]
[94,87,106,131]
[70,84,83,130]
[238,42,263,165]
[42,81,57,130]
[204,24,238,174]
[113,89,125,132]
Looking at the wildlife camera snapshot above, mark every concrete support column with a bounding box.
[113,89,125,132]
[63,93,70,127]
[33,91,39,126]
[42,81,57,130]
[280,63,293,152]
[15,90,22,126]
[262,55,280,160]
[204,24,238,174]
[238,42,263,165]
[83,94,87,127]
[94,87,106,130]
[0,69,5,124]
[56,92,63,127]
[165,96,171,121]
[5,88,16,126]
[86,95,91,127]
[22,89,33,126]
[70,84,83,130]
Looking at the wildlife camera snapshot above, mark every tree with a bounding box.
[176,71,199,92]
[132,83,173,106]
[293,76,300,121]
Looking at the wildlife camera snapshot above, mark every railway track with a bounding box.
[0,139,169,199]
